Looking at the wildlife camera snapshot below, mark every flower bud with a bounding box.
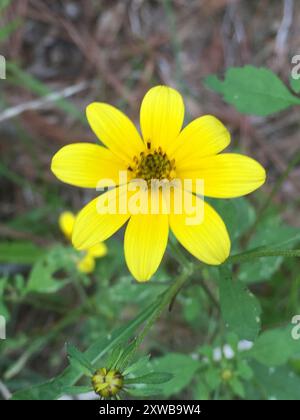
[92,368,124,398]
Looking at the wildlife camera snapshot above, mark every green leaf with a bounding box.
[67,344,94,376]
[290,75,300,94]
[226,332,239,351]
[247,326,300,367]
[26,261,65,293]
[11,298,160,400]
[63,386,93,396]
[205,367,221,390]
[205,74,224,93]
[211,198,255,246]
[193,380,210,400]
[126,386,161,397]
[238,216,300,284]
[229,376,245,398]
[250,363,300,400]
[116,340,138,372]
[123,355,151,376]
[182,288,203,326]
[199,345,214,361]
[150,353,199,397]
[26,246,72,294]
[0,241,44,265]
[125,372,173,385]
[106,345,123,371]
[218,266,262,341]
[237,360,253,381]
[205,65,300,116]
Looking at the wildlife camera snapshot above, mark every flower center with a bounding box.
[129,145,176,185]
[92,368,124,398]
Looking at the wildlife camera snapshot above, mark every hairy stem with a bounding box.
[228,248,300,264]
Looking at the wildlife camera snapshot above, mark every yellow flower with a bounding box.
[52,86,266,282]
[59,211,107,274]
[92,368,124,398]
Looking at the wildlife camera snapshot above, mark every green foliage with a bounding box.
[228,376,245,398]
[62,386,93,395]
[149,353,199,397]
[0,276,9,319]
[205,65,300,116]
[124,387,162,397]
[246,326,300,367]
[193,335,255,400]
[0,0,11,12]
[125,372,173,385]
[249,363,300,400]
[289,75,300,94]
[26,246,74,293]
[238,215,300,284]
[123,355,151,376]
[212,198,256,247]
[218,266,262,341]
[237,359,253,381]
[0,19,20,42]
[204,366,221,390]
[182,288,203,326]
[193,380,210,400]
[0,241,44,265]
[10,299,160,400]
[67,344,94,376]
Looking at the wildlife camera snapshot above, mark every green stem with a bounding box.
[228,248,300,264]
[169,240,220,311]
[136,263,194,348]
[168,238,191,267]
[125,241,215,367]
[198,277,220,312]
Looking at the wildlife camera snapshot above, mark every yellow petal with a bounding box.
[77,254,95,274]
[51,143,126,188]
[168,115,231,168]
[59,211,75,240]
[86,103,144,164]
[170,192,230,265]
[177,153,266,198]
[124,213,169,282]
[72,186,130,250]
[87,242,108,258]
[140,85,184,150]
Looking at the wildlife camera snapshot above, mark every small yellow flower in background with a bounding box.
[52,86,266,282]
[59,211,107,274]
[59,211,75,241]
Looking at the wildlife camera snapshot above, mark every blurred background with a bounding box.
[1,0,300,400]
